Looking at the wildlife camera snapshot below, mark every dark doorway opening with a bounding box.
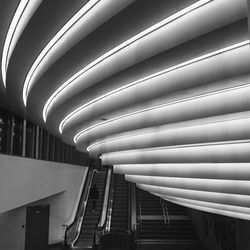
[25,204,50,250]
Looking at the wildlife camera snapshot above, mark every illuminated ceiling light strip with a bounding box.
[102,139,250,155]
[43,0,212,123]
[159,195,250,215]
[114,163,250,180]
[157,195,250,219]
[137,183,250,207]
[66,39,249,136]
[74,76,250,143]
[86,115,250,152]
[126,175,250,195]
[170,201,250,220]
[101,140,250,165]
[1,0,29,86]
[22,0,100,106]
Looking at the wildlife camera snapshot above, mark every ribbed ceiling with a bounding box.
[1,0,250,220]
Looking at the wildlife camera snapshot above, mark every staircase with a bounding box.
[111,174,129,231]
[74,170,107,249]
[136,188,206,250]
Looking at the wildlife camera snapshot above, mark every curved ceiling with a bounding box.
[2,0,250,220]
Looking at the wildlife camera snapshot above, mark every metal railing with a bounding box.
[93,167,113,248]
[161,198,170,227]
[65,169,96,247]
[138,202,142,226]
[135,201,142,247]
[99,170,115,233]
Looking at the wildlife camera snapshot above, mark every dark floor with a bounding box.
[49,246,68,250]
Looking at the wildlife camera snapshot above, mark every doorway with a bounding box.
[25,204,50,250]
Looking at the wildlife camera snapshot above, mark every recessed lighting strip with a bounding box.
[74,77,250,144]
[137,183,250,207]
[126,175,250,195]
[22,0,100,106]
[43,0,212,123]
[158,195,250,215]
[101,139,250,155]
[1,0,42,87]
[86,115,250,153]
[158,195,250,220]
[62,40,249,135]
[114,163,250,180]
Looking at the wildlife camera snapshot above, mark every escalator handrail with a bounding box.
[95,167,114,236]
[92,168,112,248]
[64,168,92,245]
[135,201,142,246]
[103,170,115,232]
[128,182,131,231]
[72,169,96,246]
[99,167,113,228]
[161,198,170,227]
[65,169,96,247]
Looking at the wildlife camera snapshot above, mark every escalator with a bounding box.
[97,173,132,250]
[136,188,206,250]
[73,170,107,249]
[111,174,129,231]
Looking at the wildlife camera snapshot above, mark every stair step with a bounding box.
[136,188,199,243]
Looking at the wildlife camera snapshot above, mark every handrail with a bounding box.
[135,201,142,247]
[99,167,113,228]
[161,198,170,227]
[139,202,142,225]
[64,168,92,245]
[165,201,170,227]
[103,170,115,232]
[65,169,96,247]
[129,183,137,234]
[162,200,167,226]
[92,168,112,248]
[128,182,131,230]
[93,168,115,247]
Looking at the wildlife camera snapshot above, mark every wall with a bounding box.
[0,154,88,250]
[189,208,250,250]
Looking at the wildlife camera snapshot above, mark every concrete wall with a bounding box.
[0,154,88,250]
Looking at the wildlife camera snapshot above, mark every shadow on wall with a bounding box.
[189,208,250,250]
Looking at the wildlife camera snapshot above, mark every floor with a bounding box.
[49,246,69,250]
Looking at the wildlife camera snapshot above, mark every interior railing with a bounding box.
[94,169,114,238]
[99,167,113,229]
[134,201,142,247]
[161,198,170,227]
[65,169,96,247]
[138,202,142,228]
[93,167,113,249]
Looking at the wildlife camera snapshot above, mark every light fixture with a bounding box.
[137,183,250,207]
[113,163,250,180]
[160,195,250,215]
[74,75,250,144]
[101,140,250,166]
[63,40,249,135]
[42,0,213,124]
[125,175,250,195]
[158,195,250,220]
[86,114,250,153]
[22,0,100,106]
[1,0,42,87]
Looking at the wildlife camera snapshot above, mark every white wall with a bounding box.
[0,154,88,250]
